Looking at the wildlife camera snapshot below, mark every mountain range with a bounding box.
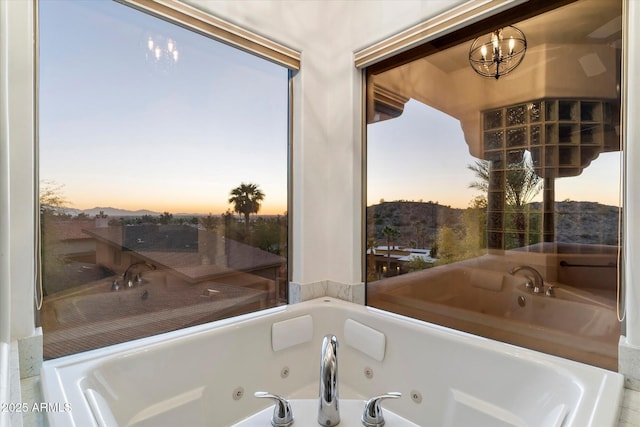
[54,206,165,217]
[82,207,163,217]
[367,200,620,247]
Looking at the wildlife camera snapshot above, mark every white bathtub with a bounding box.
[41,297,623,427]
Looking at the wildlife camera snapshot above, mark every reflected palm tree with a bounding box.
[468,153,542,247]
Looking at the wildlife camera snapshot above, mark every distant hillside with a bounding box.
[367,201,462,248]
[81,207,161,217]
[530,200,620,245]
[367,200,620,248]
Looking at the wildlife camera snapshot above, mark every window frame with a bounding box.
[358,0,624,369]
[35,0,297,342]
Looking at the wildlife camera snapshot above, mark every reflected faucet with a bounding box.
[318,334,339,426]
[510,265,545,294]
[123,261,156,288]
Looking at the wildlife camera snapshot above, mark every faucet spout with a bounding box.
[318,334,339,426]
[123,261,156,287]
[510,265,544,293]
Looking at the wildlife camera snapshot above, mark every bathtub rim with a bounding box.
[40,297,625,427]
[41,296,615,372]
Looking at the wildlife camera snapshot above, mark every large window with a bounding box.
[39,1,291,358]
[366,0,622,370]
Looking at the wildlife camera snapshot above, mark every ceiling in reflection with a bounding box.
[369,0,622,162]
[427,0,621,74]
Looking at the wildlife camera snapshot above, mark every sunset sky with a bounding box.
[39,0,289,215]
[367,100,622,209]
[40,1,621,217]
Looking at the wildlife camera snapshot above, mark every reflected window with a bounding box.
[39,1,290,358]
[366,0,622,370]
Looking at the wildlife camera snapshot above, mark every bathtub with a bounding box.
[368,266,620,370]
[41,297,623,427]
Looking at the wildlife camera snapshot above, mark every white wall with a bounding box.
[1,1,35,425]
[624,0,640,346]
[0,4,12,424]
[1,0,36,342]
[183,0,466,296]
[0,0,13,348]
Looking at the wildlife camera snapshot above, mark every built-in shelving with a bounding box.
[482,98,619,178]
[482,98,619,250]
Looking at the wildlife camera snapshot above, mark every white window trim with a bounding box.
[354,0,527,69]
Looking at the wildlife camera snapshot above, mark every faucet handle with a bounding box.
[254,392,294,427]
[362,392,401,427]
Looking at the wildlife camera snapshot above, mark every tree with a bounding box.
[39,180,70,296]
[253,216,284,254]
[413,221,426,248]
[429,240,438,258]
[159,211,173,224]
[460,199,486,257]
[435,226,459,264]
[140,214,156,224]
[407,256,433,272]
[199,213,218,231]
[40,180,69,216]
[382,225,399,274]
[366,238,378,282]
[228,182,265,241]
[468,153,542,248]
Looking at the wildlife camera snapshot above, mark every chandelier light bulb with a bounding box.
[145,33,180,66]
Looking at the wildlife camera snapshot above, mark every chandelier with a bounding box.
[469,26,527,80]
[145,35,179,65]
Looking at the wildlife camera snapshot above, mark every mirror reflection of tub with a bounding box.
[368,265,620,370]
[41,270,271,358]
[41,297,623,427]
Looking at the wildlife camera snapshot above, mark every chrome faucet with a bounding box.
[362,392,402,427]
[254,392,294,427]
[510,265,545,294]
[122,261,156,288]
[318,334,339,426]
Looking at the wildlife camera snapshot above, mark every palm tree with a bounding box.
[468,153,542,247]
[228,183,265,241]
[468,156,542,213]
